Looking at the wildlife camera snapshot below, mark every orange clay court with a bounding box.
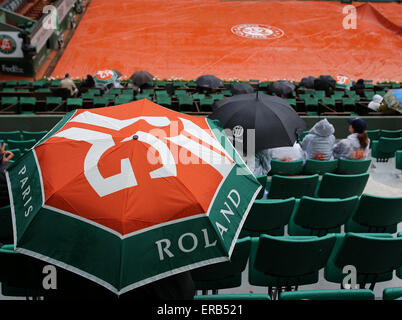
[52,0,402,82]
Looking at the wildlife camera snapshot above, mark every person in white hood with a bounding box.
[368,94,383,111]
[333,118,370,160]
[301,118,336,160]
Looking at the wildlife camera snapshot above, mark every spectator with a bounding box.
[0,143,14,207]
[301,118,336,160]
[333,118,370,160]
[77,74,95,95]
[368,94,383,111]
[61,73,78,97]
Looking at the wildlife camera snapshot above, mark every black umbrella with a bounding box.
[208,93,306,152]
[300,76,316,89]
[268,80,296,98]
[130,70,154,86]
[314,75,336,91]
[195,75,223,89]
[230,83,254,95]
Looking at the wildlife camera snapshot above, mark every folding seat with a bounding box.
[303,159,338,175]
[279,289,374,300]
[177,95,194,111]
[341,97,356,112]
[316,173,369,198]
[114,95,132,105]
[324,233,402,290]
[332,91,345,100]
[346,91,361,101]
[66,98,83,110]
[5,80,17,87]
[320,97,336,108]
[0,206,12,244]
[50,80,61,87]
[381,129,402,138]
[143,89,156,97]
[81,92,95,100]
[363,91,375,100]
[0,130,21,142]
[250,234,336,299]
[17,80,30,87]
[269,160,304,176]
[298,130,309,143]
[156,96,172,108]
[337,159,371,174]
[221,90,233,97]
[195,294,271,300]
[21,130,48,142]
[240,198,296,237]
[45,97,63,110]
[289,196,358,236]
[366,129,381,146]
[32,80,47,88]
[345,194,402,233]
[34,88,51,93]
[371,137,402,162]
[255,175,267,199]
[6,139,36,150]
[375,90,386,97]
[267,174,319,199]
[191,238,250,294]
[87,89,101,96]
[313,90,326,100]
[135,93,152,101]
[19,97,36,112]
[383,287,402,300]
[8,148,23,160]
[93,97,109,108]
[108,89,122,96]
[396,151,402,171]
[286,98,296,108]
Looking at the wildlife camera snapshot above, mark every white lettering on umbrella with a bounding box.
[155,228,217,261]
[54,128,137,197]
[17,165,33,217]
[216,189,241,239]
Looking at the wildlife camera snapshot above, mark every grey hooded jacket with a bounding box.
[301,119,336,160]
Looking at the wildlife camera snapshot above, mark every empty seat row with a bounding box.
[191,233,402,299]
[371,137,402,162]
[258,172,369,200]
[270,158,371,176]
[241,194,402,238]
[0,130,48,143]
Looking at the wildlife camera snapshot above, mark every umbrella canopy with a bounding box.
[195,75,223,89]
[208,93,306,152]
[130,70,154,86]
[94,70,122,91]
[300,76,316,89]
[230,82,254,95]
[334,75,353,90]
[314,75,336,91]
[6,99,261,295]
[383,89,402,114]
[268,80,296,98]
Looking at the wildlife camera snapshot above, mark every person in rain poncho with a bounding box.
[368,94,383,112]
[333,118,370,160]
[301,118,336,160]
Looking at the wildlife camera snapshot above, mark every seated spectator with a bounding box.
[333,118,370,160]
[61,73,78,97]
[368,94,383,111]
[269,141,306,163]
[0,143,14,207]
[301,118,336,160]
[77,74,95,95]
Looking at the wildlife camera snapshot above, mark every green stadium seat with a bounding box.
[383,287,402,300]
[256,175,267,199]
[50,80,61,87]
[324,233,402,289]
[342,98,356,111]
[34,88,51,93]
[177,95,195,111]
[186,81,197,88]
[93,97,109,108]
[381,129,402,138]
[240,198,296,237]
[375,90,386,97]
[1,97,18,110]
[267,175,319,199]
[0,206,12,243]
[6,139,36,150]
[345,194,402,234]
[45,97,62,110]
[88,89,101,96]
[303,96,319,110]
[195,294,271,300]
[321,97,335,108]
[298,130,309,143]
[337,159,371,174]
[17,80,30,87]
[21,131,48,142]
[252,234,336,298]
[114,96,132,105]
[396,150,402,170]
[191,237,250,292]
[371,137,402,162]
[19,97,36,111]
[221,90,233,96]
[363,91,375,100]
[316,173,369,198]
[66,98,83,110]
[210,94,224,102]
[0,131,21,142]
[1,88,16,92]
[156,96,172,108]
[154,81,166,88]
[81,92,95,100]
[313,90,326,100]
[288,196,358,236]
[303,159,338,175]
[16,89,30,93]
[108,89,122,96]
[135,93,152,101]
[332,91,345,100]
[269,160,304,176]
[286,98,296,108]
[32,79,47,88]
[366,129,381,146]
[345,91,360,101]
[5,80,17,87]
[279,289,374,300]
[8,148,23,160]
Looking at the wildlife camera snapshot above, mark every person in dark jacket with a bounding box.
[0,143,14,207]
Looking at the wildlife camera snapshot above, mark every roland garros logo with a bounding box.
[231,24,284,39]
[0,34,17,54]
